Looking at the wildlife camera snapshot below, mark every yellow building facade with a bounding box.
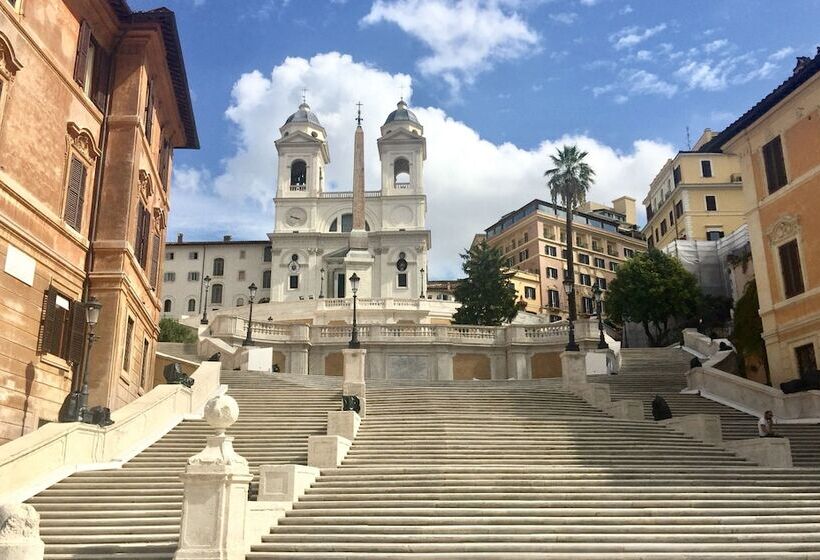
[643,130,745,250]
[705,51,820,385]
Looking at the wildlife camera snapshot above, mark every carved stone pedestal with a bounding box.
[0,504,44,560]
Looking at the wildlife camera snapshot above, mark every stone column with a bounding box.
[343,348,366,417]
[174,395,253,560]
[0,504,44,560]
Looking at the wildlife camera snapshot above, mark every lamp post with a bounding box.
[348,273,360,349]
[563,278,579,351]
[319,268,325,299]
[419,267,425,299]
[201,275,211,325]
[593,284,608,350]
[243,282,257,346]
[77,298,102,421]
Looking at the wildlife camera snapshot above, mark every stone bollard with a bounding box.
[561,351,587,389]
[342,348,367,418]
[174,395,253,560]
[0,503,44,560]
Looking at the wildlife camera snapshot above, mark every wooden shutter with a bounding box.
[763,136,788,193]
[144,80,154,142]
[67,302,87,365]
[150,233,160,289]
[64,157,87,231]
[91,45,110,110]
[779,240,805,298]
[38,287,58,355]
[73,21,92,87]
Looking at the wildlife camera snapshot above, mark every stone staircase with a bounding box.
[249,380,820,559]
[602,347,820,467]
[27,371,339,559]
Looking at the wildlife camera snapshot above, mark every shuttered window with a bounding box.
[123,317,134,372]
[64,157,87,231]
[150,233,160,289]
[73,21,92,87]
[762,136,788,194]
[673,165,682,185]
[159,138,172,189]
[144,80,155,143]
[39,287,85,363]
[779,240,804,299]
[91,43,110,110]
[134,201,151,269]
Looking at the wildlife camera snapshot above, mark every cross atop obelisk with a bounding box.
[351,102,366,235]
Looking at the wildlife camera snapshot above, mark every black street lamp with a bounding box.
[419,267,425,299]
[319,267,325,299]
[243,282,257,346]
[201,275,211,325]
[348,273,360,349]
[563,278,579,352]
[593,284,608,350]
[77,298,102,421]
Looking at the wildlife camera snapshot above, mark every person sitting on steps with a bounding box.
[758,410,780,437]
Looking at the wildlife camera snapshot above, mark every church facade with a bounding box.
[268,100,431,302]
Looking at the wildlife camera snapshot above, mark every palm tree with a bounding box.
[544,145,595,322]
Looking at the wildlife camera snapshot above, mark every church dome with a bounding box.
[384,100,420,126]
[285,102,322,126]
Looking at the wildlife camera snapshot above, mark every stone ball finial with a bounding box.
[204,394,239,434]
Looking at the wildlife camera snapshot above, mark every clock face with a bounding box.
[286,208,307,227]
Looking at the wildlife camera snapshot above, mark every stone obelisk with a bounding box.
[344,102,374,296]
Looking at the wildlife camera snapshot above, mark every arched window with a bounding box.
[394,157,410,187]
[329,213,371,232]
[163,299,172,312]
[262,270,271,289]
[211,284,223,304]
[187,298,196,312]
[290,159,307,186]
[213,258,224,276]
[236,297,245,307]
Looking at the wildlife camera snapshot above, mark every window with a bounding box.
[139,339,150,388]
[163,299,171,313]
[187,298,196,312]
[289,275,299,290]
[545,245,557,257]
[524,286,536,300]
[674,200,684,219]
[762,136,788,193]
[779,239,804,299]
[39,287,85,364]
[72,23,110,109]
[546,267,558,279]
[166,252,174,260]
[213,258,224,277]
[547,289,560,308]
[134,200,151,269]
[188,271,199,282]
[701,160,713,178]
[578,254,590,265]
[669,210,674,226]
[189,251,199,260]
[655,229,659,242]
[660,220,667,236]
[123,317,134,372]
[647,236,654,249]
[579,273,592,286]
[581,297,594,315]
[397,273,408,288]
[673,165,682,185]
[561,249,568,259]
[706,230,724,241]
[63,157,87,231]
[609,262,619,272]
[239,250,246,259]
[164,272,175,282]
[596,277,607,290]
[150,233,160,290]
[143,79,154,143]
[523,232,529,243]
[518,250,529,262]
[262,270,271,289]
[290,159,307,186]
[795,344,817,380]
[211,284,223,304]
[705,195,717,212]
[549,314,562,322]
[594,258,605,269]
[238,270,246,281]
[393,157,410,187]
[263,246,272,262]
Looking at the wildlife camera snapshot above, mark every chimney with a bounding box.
[611,196,637,226]
[176,233,183,243]
[223,235,232,243]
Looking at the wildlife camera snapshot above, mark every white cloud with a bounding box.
[769,47,795,61]
[703,39,728,53]
[171,52,674,278]
[549,12,578,25]
[635,49,652,61]
[619,4,633,14]
[579,0,600,5]
[361,0,539,96]
[623,69,677,97]
[610,23,667,50]
[675,60,730,91]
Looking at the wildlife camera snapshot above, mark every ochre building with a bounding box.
[0,0,197,443]
[704,49,820,385]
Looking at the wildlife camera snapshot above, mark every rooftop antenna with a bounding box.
[355,101,363,126]
[686,126,691,150]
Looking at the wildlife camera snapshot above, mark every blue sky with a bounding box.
[130,0,820,278]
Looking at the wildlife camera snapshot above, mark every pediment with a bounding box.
[276,130,323,145]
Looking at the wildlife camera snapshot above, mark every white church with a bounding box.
[269,100,430,301]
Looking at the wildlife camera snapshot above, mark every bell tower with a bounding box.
[377,100,426,195]
[274,102,330,199]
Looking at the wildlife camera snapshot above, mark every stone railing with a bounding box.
[0,361,222,503]
[683,328,732,357]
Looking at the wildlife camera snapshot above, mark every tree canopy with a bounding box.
[544,145,595,213]
[605,249,700,346]
[453,241,519,326]
[158,318,198,343]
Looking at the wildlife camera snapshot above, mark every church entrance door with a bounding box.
[336,272,346,298]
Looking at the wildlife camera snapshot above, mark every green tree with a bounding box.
[732,280,769,382]
[158,318,198,343]
[605,249,700,346]
[453,241,519,326]
[544,145,595,320]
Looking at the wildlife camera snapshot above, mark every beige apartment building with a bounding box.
[0,0,197,442]
[643,129,745,250]
[484,198,647,321]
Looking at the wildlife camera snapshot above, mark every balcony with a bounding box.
[289,184,307,192]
